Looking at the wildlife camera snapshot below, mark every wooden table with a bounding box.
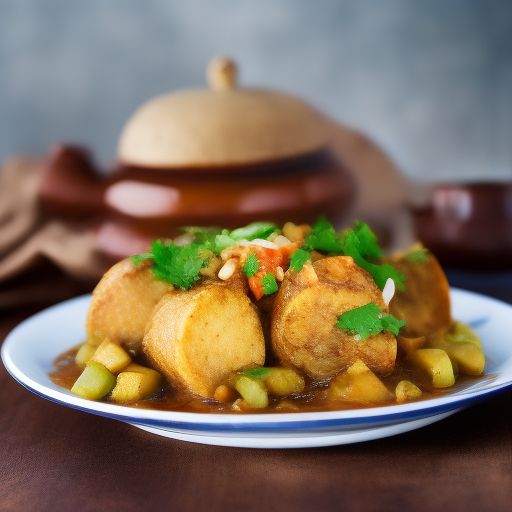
[1,288,511,512]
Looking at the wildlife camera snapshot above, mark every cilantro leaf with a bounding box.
[180,226,222,245]
[380,314,406,336]
[341,231,404,290]
[130,253,153,266]
[352,220,383,260]
[243,253,259,278]
[290,249,311,272]
[230,222,279,241]
[304,216,344,254]
[336,303,406,340]
[150,240,210,290]
[261,273,279,295]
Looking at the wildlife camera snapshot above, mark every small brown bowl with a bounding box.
[412,183,512,270]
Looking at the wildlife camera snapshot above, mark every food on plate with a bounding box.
[85,258,174,353]
[143,281,265,398]
[272,256,397,379]
[408,348,456,388]
[50,217,486,413]
[388,244,451,338]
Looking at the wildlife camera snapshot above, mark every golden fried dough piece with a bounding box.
[271,256,396,379]
[85,259,174,352]
[142,282,265,398]
[388,251,451,337]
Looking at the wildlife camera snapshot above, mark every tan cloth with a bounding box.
[0,155,107,308]
[0,124,418,309]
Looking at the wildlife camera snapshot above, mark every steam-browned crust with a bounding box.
[271,256,397,379]
[142,281,265,398]
[85,258,174,352]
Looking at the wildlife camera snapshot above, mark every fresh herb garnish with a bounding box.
[289,249,311,272]
[261,273,279,295]
[130,252,153,266]
[404,244,430,263]
[243,253,259,278]
[341,230,405,290]
[336,303,406,340]
[304,216,344,253]
[352,220,383,260]
[230,222,279,241]
[213,232,237,253]
[148,240,210,290]
[180,226,222,245]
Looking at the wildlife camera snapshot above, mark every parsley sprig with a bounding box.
[336,303,405,340]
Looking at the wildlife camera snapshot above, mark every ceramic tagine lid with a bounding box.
[116,56,331,169]
[39,57,357,261]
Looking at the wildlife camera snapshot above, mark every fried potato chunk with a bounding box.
[271,256,397,379]
[388,251,451,337]
[85,258,174,353]
[143,282,265,399]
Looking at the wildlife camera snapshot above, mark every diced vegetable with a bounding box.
[328,359,393,403]
[395,380,422,403]
[71,361,116,400]
[75,343,97,368]
[91,340,132,374]
[110,367,162,403]
[232,375,269,408]
[242,253,259,278]
[244,367,305,396]
[408,348,455,388]
[213,384,238,403]
[427,322,485,376]
[289,249,311,272]
[230,222,279,241]
[261,273,279,295]
[396,335,426,355]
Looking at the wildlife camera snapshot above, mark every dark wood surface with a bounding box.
[1,288,512,512]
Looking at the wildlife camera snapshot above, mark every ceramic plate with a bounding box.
[2,289,512,449]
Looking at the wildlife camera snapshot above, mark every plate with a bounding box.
[2,289,512,449]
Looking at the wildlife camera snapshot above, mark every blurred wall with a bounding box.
[0,0,510,182]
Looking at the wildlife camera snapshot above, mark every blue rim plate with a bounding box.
[2,289,512,446]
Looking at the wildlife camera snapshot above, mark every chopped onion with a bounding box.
[382,278,396,307]
[273,235,292,247]
[218,258,238,280]
[250,239,278,249]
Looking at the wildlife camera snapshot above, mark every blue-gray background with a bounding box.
[0,0,511,182]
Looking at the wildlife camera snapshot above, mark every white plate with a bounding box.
[2,289,512,449]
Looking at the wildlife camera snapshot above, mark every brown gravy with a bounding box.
[49,347,484,414]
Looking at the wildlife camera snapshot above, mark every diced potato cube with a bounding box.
[75,343,97,368]
[397,335,426,355]
[91,340,132,374]
[110,369,162,403]
[123,363,159,375]
[395,380,422,403]
[233,375,269,408]
[328,359,393,404]
[408,348,455,388]
[71,361,116,400]
[263,368,305,396]
[427,322,485,377]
